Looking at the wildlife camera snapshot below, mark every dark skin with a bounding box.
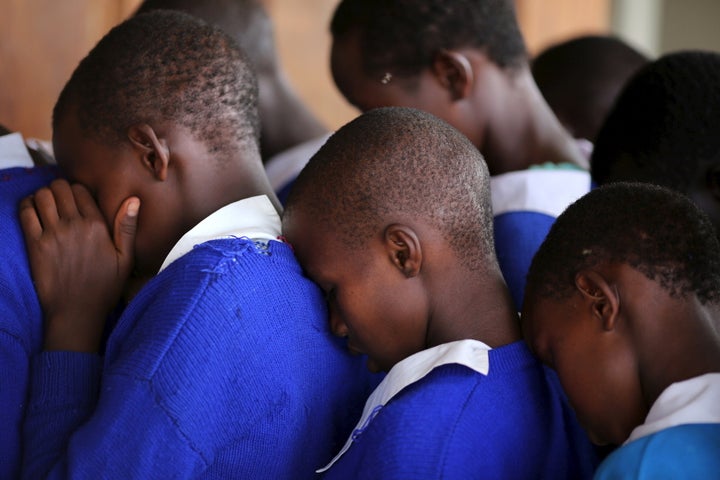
[523,262,720,445]
[331,29,587,175]
[20,108,279,353]
[282,207,520,373]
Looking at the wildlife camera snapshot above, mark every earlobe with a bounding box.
[127,124,170,181]
[575,269,620,331]
[431,50,474,101]
[384,224,422,278]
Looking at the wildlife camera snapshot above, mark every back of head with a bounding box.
[285,107,495,273]
[591,50,720,193]
[532,35,648,141]
[134,0,276,75]
[330,0,527,79]
[54,10,259,162]
[526,182,720,305]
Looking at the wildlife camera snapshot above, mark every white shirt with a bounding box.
[317,339,492,473]
[158,195,281,272]
[626,373,720,444]
[0,132,34,169]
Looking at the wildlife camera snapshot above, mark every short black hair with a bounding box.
[532,35,648,141]
[330,0,527,79]
[591,50,720,192]
[0,124,10,136]
[526,182,720,305]
[285,107,496,274]
[53,10,259,162]
[134,0,277,76]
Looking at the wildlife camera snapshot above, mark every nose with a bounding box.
[328,305,349,338]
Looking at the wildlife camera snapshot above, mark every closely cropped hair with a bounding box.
[53,10,259,162]
[526,183,720,304]
[135,0,277,75]
[330,0,527,79]
[285,107,496,273]
[591,50,720,191]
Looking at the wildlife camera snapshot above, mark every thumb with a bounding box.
[113,197,140,272]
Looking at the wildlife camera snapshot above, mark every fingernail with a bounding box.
[127,199,140,217]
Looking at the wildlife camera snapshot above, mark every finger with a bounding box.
[49,179,80,219]
[113,196,140,275]
[18,196,43,240]
[71,183,104,222]
[31,186,60,229]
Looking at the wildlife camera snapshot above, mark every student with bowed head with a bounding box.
[19,11,377,479]
[531,34,649,143]
[591,50,720,238]
[522,182,720,479]
[282,106,598,479]
[328,0,593,310]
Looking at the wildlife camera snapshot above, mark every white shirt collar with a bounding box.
[159,195,281,272]
[317,339,492,473]
[0,132,34,169]
[626,373,720,443]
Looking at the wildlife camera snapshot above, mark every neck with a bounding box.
[640,301,720,407]
[257,73,328,161]
[427,264,520,349]
[483,69,586,174]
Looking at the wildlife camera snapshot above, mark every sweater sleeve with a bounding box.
[22,351,102,479]
[0,331,32,479]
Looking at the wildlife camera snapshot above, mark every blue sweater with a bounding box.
[594,423,720,479]
[0,166,58,479]
[22,237,379,479]
[322,341,598,479]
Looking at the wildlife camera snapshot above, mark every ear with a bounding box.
[127,124,170,182]
[431,50,474,101]
[384,224,422,278]
[575,269,620,331]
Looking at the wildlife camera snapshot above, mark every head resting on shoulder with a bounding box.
[522,182,720,446]
[329,0,527,163]
[591,50,720,236]
[283,107,505,373]
[53,10,266,277]
[532,34,649,142]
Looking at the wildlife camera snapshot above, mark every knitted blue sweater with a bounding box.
[0,166,58,479]
[22,237,379,479]
[322,341,598,479]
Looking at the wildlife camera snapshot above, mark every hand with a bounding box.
[19,179,140,352]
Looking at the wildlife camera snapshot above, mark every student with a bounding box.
[591,50,720,237]
[328,0,593,309]
[0,129,58,479]
[134,0,328,165]
[522,182,720,479]
[282,107,598,479]
[19,11,377,479]
[532,35,648,143]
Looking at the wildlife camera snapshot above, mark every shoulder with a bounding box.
[596,424,720,479]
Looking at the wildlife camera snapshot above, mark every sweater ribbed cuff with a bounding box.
[29,351,102,409]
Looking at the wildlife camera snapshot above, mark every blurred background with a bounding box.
[1,0,718,141]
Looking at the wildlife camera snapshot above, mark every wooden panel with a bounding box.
[0,0,608,139]
[515,0,611,55]
[0,0,141,140]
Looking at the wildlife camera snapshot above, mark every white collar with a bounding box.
[0,132,34,169]
[159,195,281,272]
[317,339,492,473]
[626,373,720,443]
